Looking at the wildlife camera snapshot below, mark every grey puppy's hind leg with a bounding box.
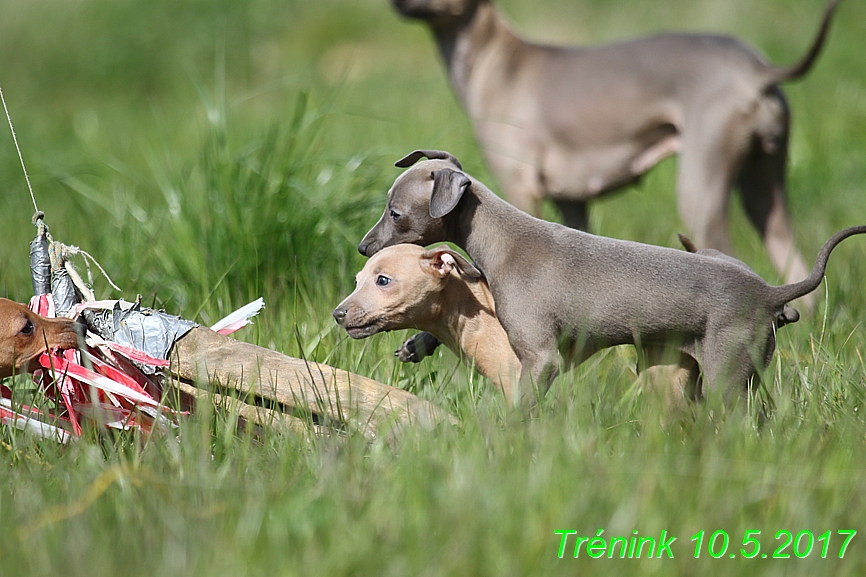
[512,340,561,410]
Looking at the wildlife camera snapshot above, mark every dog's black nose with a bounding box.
[358,236,381,257]
[333,307,347,326]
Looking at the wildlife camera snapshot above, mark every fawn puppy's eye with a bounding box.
[390,210,400,221]
[376,275,391,287]
[20,320,34,336]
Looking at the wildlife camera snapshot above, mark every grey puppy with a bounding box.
[359,150,865,409]
[391,0,841,302]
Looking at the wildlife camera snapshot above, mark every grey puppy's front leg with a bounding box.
[395,331,442,363]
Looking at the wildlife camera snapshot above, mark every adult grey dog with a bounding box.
[358,150,865,409]
[391,0,841,299]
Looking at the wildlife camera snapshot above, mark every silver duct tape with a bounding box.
[83,309,115,339]
[84,301,197,365]
[51,267,82,317]
[30,234,51,296]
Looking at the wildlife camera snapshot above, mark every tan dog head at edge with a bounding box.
[0,297,81,379]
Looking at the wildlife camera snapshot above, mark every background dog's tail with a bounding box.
[765,0,840,85]
[769,225,866,306]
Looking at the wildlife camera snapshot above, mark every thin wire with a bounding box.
[0,85,39,213]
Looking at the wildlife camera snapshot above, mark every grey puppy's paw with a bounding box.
[395,332,442,363]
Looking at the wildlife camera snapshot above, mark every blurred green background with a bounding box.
[1,0,865,575]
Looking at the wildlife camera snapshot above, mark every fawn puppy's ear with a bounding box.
[421,246,482,279]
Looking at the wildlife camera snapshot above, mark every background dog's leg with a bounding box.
[552,199,590,231]
[736,135,812,309]
[482,147,544,218]
[675,111,748,257]
[636,345,701,412]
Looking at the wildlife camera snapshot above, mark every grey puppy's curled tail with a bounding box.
[768,225,866,307]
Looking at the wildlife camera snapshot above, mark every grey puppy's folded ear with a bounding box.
[430,168,471,218]
[395,150,463,170]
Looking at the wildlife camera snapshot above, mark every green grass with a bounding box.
[1,0,866,575]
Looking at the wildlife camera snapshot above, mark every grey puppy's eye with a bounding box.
[390,210,400,221]
[376,275,391,287]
